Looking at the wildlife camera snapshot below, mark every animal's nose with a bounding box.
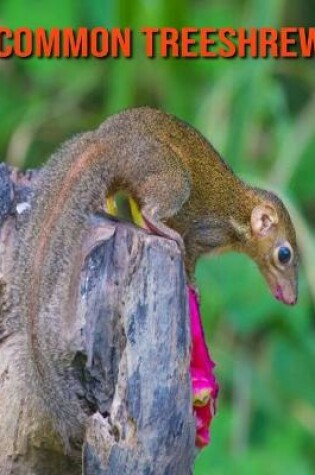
[289,295,298,306]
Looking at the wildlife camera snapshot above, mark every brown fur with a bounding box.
[13,107,298,452]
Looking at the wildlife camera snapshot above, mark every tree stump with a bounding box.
[0,164,196,474]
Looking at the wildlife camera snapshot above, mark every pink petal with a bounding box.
[189,285,219,448]
[195,403,212,448]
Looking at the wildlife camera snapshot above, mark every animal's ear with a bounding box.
[251,204,278,237]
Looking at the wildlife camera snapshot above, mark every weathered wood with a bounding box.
[0,165,196,474]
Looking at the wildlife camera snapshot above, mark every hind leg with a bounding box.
[140,167,191,254]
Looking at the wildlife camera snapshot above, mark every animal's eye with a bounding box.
[277,246,292,265]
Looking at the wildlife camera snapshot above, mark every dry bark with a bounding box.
[0,164,196,475]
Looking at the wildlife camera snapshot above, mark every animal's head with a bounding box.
[245,190,298,306]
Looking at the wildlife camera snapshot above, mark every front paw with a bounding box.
[142,209,185,254]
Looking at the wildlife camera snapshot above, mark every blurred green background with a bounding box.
[1,1,315,474]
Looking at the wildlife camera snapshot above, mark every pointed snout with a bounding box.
[262,267,298,306]
[274,284,298,306]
